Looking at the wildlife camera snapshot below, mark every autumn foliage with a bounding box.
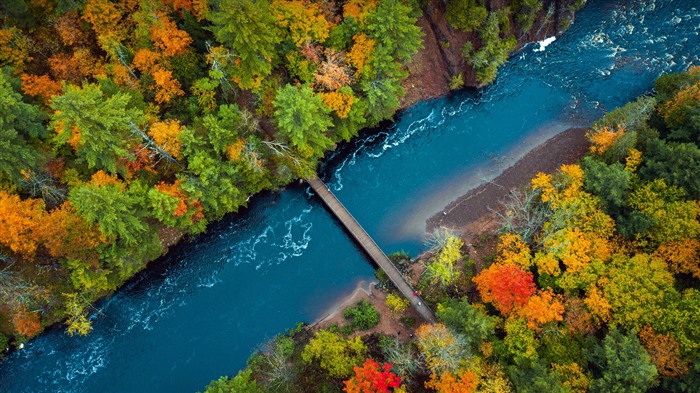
[587,125,625,154]
[149,119,185,158]
[517,289,565,330]
[21,74,63,104]
[639,326,688,378]
[473,263,535,315]
[12,306,41,337]
[425,369,478,393]
[348,34,375,75]
[0,190,46,258]
[343,359,402,393]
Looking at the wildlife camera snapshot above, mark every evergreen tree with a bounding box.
[51,84,142,174]
[208,0,281,89]
[0,69,45,184]
[69,180,148,247]
[273,84,333,159]
[587,328,658,393]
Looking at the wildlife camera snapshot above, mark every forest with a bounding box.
[0,0,576,351]
[0,0,427,345]
[199,68,700,392]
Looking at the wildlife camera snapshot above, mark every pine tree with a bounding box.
[51,84,142,174]
[208,0,281,89]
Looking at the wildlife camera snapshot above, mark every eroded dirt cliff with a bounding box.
[401,0,581,108]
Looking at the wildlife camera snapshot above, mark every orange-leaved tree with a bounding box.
[347,33,375,75]
[0,190,46,258]
[39,201,105,262]
[639,326,689,378]
[12,306,41,337]
[20,74,63,105]
[473,263,535,315]
[517,289,565,330]
[148,119,185,159]
[424,369,478,393]
[149,12,193,57]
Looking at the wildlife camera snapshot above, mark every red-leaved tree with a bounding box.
[343,359,402,393]
[473,263,536,315]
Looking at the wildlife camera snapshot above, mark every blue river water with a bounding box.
[1,0,699,391]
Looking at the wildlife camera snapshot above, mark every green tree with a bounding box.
[506,356,567,393]
[51,84,142,174]
[302,329,366,378]
[601,253,676,331]
[366,0,423,63]
[640,139,700,199]
[272,84,333,159]
[179,105,270,221]
[436,298,496,351]
[469,11,517,85]
[343,299,380,330]
[69,180,148,247]
[423,234,464,289]
[207,0,281,89]
[582,157,631,215]
[359,74,404,126]
[587,328,658,393]
[513,0,544,32]
[201,369,263,393]
[628,179,700,247]
[0,69,45,185]
[502,317,539,360]
[445,0,488,33]
[657,288,700,358]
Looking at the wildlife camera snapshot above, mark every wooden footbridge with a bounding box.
[307,177,437,323]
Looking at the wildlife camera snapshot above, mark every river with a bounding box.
[1,0,698,391]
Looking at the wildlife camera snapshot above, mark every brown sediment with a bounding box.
[426,127,590,235]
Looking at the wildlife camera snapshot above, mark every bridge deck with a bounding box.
[307,177,437,323]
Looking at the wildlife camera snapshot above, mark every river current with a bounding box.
[1,0,699,391]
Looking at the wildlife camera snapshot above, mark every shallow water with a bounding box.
[1,0,698,391]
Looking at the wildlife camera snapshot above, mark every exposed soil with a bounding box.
[400,0,576,108]
[426,127,590,235]
[313,281,420,341]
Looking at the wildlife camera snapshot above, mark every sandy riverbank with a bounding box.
[426,127,590,234]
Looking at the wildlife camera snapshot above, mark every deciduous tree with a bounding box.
[302,330,366,378]
[12,305,41,337]
[343,359,402,393]
[425,369,478,393]
[271,0,331,46]
[0,190,46,258]
[639,326,689,378]
[473,263,535,315]
[20,74,63,104]
[517,289,565,330]
[415,323,468,374]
